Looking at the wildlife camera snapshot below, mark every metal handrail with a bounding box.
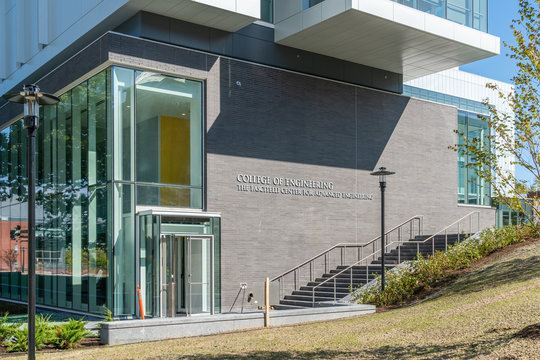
[312,248,385,306]
[271,215,423,281]
[271,215,423,303]
[408,211,479,244]
[271,243,375,282]
[310,211,480,306]
[407,211,480,256]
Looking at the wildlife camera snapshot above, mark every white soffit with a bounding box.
[132,0,260,32]
[275,0,500,81]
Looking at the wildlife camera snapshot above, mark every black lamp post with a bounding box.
[370,167,395,291]
[3,85,59,360]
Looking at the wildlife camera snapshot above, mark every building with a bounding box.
[0,0,509,318]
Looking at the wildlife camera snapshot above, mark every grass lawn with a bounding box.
[19,238,540,359]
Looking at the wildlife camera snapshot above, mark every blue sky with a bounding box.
[461,1,536,186]
[461,1,519,82]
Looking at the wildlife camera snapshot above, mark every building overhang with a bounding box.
[128,0,260,32]
[275,0,500,81]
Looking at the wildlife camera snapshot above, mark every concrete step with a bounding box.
[272,304,306,310]
[292,289,351,297]
[279,299,341,308]
[279,299,315,307]
[284,294,343,303]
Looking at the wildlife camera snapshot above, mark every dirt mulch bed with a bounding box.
[0,336,103,356]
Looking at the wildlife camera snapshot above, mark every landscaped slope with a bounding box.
[32,239,540,359]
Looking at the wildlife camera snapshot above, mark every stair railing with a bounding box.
[270,215,423,303]
[310,211,480,306]
[408,211,480,257]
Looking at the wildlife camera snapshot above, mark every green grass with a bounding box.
[24,236,540,360]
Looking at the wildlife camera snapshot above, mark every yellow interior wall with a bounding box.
[160,116,190,207]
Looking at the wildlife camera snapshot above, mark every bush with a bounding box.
[353,223,539,307]
[0,313,18,342]
[4,314,55,352]
[103,306,112,322]
[54,318,90,349]
[5,327,28,353]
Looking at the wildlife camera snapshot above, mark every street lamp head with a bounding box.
[3,84,60,106]
[370,167,396,186]
[3,84,60,129]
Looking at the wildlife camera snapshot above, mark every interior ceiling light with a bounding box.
[137,85,192,98]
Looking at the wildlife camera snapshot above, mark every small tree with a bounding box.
[454,0,540,219]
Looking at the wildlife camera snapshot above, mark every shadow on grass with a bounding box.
[431,255,540,299]
[155,334,511,360]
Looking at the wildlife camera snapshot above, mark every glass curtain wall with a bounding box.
[111,66,203,317]
[0,69,111,315]
[390,0,488,31]
[261,0,273,23]
[1,66,204,317]
[457,110,491,206]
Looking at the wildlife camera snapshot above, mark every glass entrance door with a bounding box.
[160,234,213,317]
[186,236,213,314]
[160,234,181,317]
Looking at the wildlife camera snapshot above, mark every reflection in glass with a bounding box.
[457,111,467,204]
[447,0,472,28]
[261,0,273,22]
[135,70,203,208]
[0,70,110,315]
[457,111,491,206]
[473,0,487,31]
[112,183,135,316]
[113,67,135,182]
[1,66,206,318]
[391,0,488,31]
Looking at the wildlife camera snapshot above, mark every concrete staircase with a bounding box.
[277,233,466,308]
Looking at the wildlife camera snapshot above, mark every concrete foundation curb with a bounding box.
[100,304,375,345]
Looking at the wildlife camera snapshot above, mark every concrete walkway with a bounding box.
[101,304,375,345]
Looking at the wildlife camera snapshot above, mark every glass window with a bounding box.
[304,0,324,9]
[113,67,135,182]
[71,82,89,312]
[261,0,273,23]
[447,0,472,28]
[0,70,111,316]
[457,111,467,204]
[395,0,418,7]
[135,71,203,208]
[139,214,160,317]
[456,111,491,206]
[418,0,446,17]
[112,182,135,316]
[473,0,487,32]
[88,70,110,185]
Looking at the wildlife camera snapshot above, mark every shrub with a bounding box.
[103,306,112,322]
[5,327,28,353]
[353,223,539,307]
[54,318,90,349]
[3,314,55,353]
[0,312,18,342]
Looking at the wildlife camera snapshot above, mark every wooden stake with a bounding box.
[264,277,270,327]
